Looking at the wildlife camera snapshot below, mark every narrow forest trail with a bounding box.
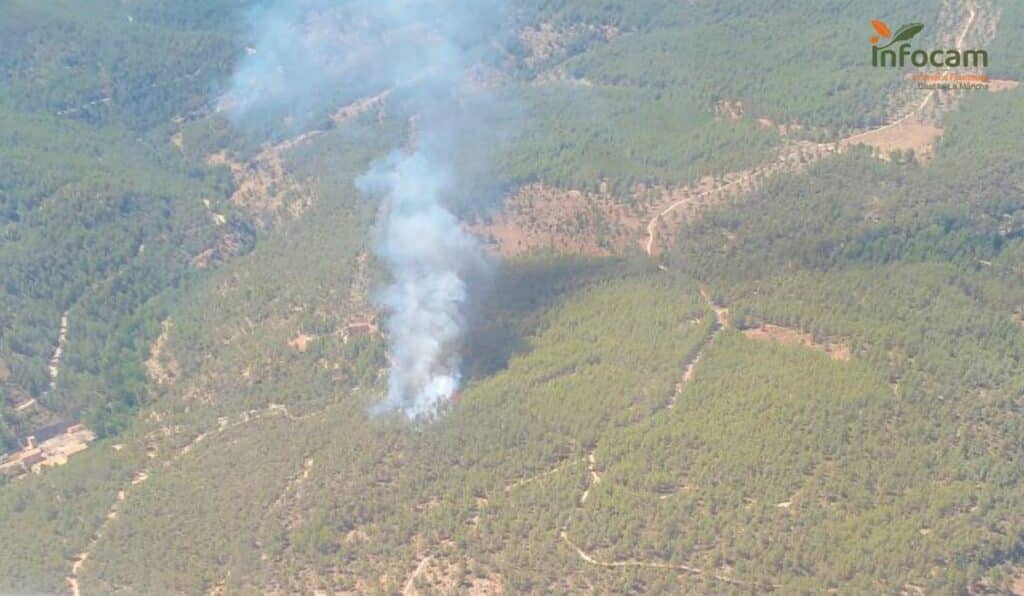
[64,402,330,595]
[643,139,838,257]
[643,0,980,260]
[62,87,391,595]
[559,448,772,589]
[556,287,746,584]
[255,455,317,575]
[578,452,602,505]
[558,529,767,588]
[402,556,432,596]
[14,398,36,411]
[587,5,981,585]
[46,311,69,394]
[56,69,204,117]
[503,457,583,493]
[670,286,730,407]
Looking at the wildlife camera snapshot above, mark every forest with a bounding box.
[1,0,1023,592]
[0,0,255,448]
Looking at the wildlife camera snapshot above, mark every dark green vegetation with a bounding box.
[0,111,393,591]
[496,0,954,194]
[0,441,148,590]
[501,0,945,192]
[0,108,242,442]
[0,0,255,448]
[503,85,780,192]
[664,89,1024,591]
[0,0,247,129]
[988,2,1024,78]
[2,0,945,448]
[2,0,1024,593]
[93,271,717,594]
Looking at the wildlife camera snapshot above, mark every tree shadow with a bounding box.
[462,252,654,381]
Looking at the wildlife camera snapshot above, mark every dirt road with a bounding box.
[47,311,69,393]
[644,1,980,259]
[402,556,432,595]
[600,7,983,585]
[64,402,329,595]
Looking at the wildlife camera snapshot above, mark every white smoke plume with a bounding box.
[357,152,485,417]
[220,0,507,418]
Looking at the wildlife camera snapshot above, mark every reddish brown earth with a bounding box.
[468,183,644,256]
[742,324,852,361]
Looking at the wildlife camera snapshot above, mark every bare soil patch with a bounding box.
[742,324,851,361]
[846,118,944,161]
[330,91,390,127]
[1012,571,1024,595]
[208,149,312,225]
[714,99,745,120]
[403,556,503,596]
[205,91,389,229]
[481,0,987,262]
[520,23,619,70]
[288,333,317,353]
[468,183,644,256]
[145,319,180,385]
[471,146,833,259]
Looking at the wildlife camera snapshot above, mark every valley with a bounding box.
[1,0,1024,593]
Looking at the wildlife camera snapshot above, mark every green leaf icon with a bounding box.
[879,23,925,48]
[892,23,924,42]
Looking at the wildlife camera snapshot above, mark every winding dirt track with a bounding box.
[61,89,396,595]
[46,311,69,393]
[673,286,729,400]
[556,287,746,586]
[64,402,327,595]
[402,556,432,595]
[576,2,980,587]
[558,529,770,589]
[644,1,979,259]
[62,5,985,594]
[559,449,772,588]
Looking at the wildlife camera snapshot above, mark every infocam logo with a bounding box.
[870,19,988,68]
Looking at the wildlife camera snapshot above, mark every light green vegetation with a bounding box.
[1,0,1023,593]
[9,266,718,593]
[0,441,149,592]
[502,85,779,192]
[0,0,253,447]
[666,89,1024,592]
[498,0,949,193]
[987,2,1024,78]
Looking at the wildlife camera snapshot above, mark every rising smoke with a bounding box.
[220,0,508,418]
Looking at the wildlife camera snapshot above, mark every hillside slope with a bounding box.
[2,0,1023,593]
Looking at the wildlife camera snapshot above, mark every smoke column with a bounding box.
[220,0,505,418]
[357,150,484,417]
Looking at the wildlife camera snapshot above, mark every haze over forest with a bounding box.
[1,0,1024,593]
